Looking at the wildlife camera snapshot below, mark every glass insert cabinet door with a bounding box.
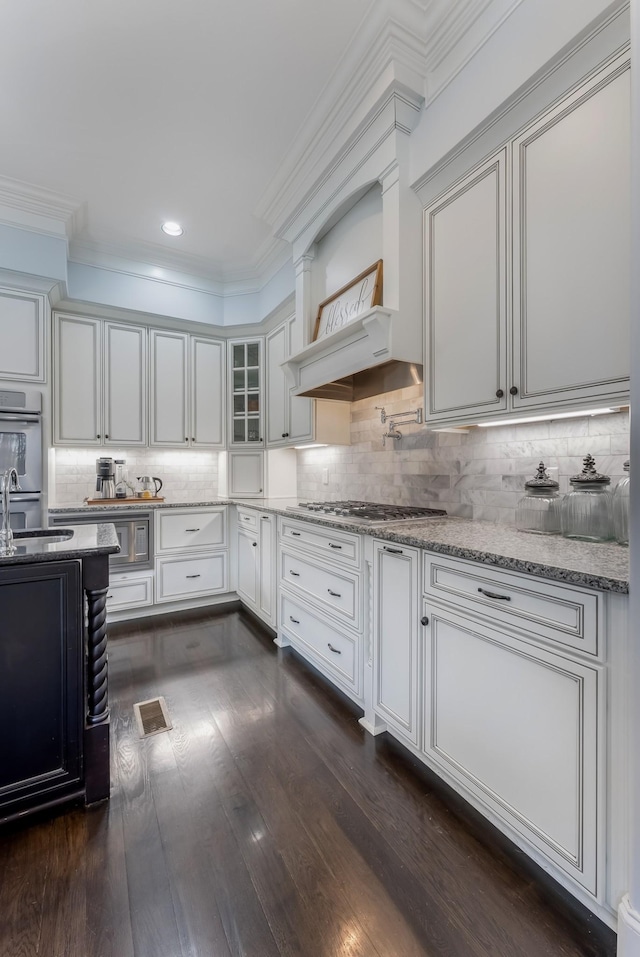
[230,340,263,445]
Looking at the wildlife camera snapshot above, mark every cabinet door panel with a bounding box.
[228,451,263,497]
[191,336,224,447]
[0,289,45,382]
[373,542,420,746]
[512,58,630,407]
[266,323,288,445]
[150,331,189,446]
[237,527,258,606]
[54,315,101,445]
[425,151,507,421]
[104,322,147,445]
[423,606,599,893]
[258,513,275,626]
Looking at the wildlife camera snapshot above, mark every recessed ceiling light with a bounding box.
[161,221,183,237]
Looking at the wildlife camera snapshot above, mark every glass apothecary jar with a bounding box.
[516,462,562,535]
[561,454,613,542]
[612,459,630,546]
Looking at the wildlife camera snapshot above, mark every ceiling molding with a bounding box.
[0,174,82,239]
[256,0,526,240]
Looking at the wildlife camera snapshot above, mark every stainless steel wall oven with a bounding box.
[0,389,43,529]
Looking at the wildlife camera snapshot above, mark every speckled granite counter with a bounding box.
[232,500,630,594]
[0,523,120,566]
[48,500,232,513]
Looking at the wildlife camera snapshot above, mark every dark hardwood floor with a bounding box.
[0,607,616,957]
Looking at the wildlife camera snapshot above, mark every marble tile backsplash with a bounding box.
[295,385,630,526]
[50,447,218,505]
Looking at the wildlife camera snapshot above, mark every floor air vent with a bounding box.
[134,697,172,737]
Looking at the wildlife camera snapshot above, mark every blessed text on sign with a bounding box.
[313,260,383,342]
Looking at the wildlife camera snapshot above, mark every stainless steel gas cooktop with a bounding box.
[286,500,447,525]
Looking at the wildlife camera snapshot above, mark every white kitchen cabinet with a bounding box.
[155,552,228,602]
[421,601,602,896]
[423,51,630,427]
[227,450,264,497]
[277,515,364,703]
[424,150,507,422]
[266,317,351,448]
[154,505,229,604]
[0,287,47,383]
[155,506,227,553]
[234,506,276,628]
[106,570,154,615]
[372,540,421,747]
[150,330,225,448]
[54,314,147,446]
[511,52,630,411]
[228,338,263,447]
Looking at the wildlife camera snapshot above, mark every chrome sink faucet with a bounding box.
[0,468,19,554]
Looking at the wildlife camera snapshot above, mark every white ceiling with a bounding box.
[0,0,374,282]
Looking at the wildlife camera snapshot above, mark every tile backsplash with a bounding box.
[295,385,630,525]
[50,447,218,505]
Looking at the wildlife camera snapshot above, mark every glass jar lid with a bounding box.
[569,453,611,486]
[524,461,559,490]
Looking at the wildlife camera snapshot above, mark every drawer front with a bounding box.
[236,506,259,532]
[157,508,226,552]
[280,593,359,694]
[107,574,154,610]
[280,547,360,629]
[279,517,361,568]
[423,555,599,656]
[156,552,228,602]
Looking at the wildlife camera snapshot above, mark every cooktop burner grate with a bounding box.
[288,501,447,524]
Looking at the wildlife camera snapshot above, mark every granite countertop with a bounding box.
[0,523,120,567]
[48,500,232,513]
[232,500,630,594]
[46,498,630,593]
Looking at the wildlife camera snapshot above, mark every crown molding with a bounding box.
[0,174,83,240]
[256,0,525,239]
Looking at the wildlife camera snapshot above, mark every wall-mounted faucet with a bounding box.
[376,405,423,447]
[0,468,19,555]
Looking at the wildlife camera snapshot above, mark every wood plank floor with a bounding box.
[0,607,616,957]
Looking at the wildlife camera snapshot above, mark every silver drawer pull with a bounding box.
[329,543,342,550]
[186,574,201,579]
[327,589,341,598]
[384,546,403,554]
[327,643,342,655]
[289,615,300,624]
[185,528,200,532]
[243,516,251,521]
[289,570,300,577]
[478,587,511,601]
[291,531,301,536]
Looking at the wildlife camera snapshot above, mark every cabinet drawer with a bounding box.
[279,517,361,568]
[423,555,600,656]
[280,547,360,629]
[236,506,259,532]
[107,573,154,611]
[156,552,228,602]
[280,594,359,694]
[157,508,226,552]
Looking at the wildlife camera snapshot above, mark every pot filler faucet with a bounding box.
[0,468,20,555]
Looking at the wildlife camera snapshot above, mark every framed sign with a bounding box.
[313,260,383,342]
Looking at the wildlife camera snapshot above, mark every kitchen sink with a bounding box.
[14,528,74,543]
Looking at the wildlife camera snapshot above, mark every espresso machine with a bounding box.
[95,457,116,499]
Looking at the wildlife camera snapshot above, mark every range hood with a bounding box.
[281,306,423,402]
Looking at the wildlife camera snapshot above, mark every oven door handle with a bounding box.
[8,493,39,502]
[0,414,41,425]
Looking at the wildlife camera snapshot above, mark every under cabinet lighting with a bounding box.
[476,408,619,428]
[293,443,329,450]
[161,221,184,236]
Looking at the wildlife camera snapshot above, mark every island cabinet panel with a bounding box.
[422,603,602,896]
[0,561,82,819]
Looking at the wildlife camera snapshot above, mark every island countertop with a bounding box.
[0,523,120,567]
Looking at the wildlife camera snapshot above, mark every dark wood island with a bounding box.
[0,523,119,823]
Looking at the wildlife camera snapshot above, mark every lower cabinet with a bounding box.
[372,540,421,746]
[235,506,276,628]
[106,570,154,615]
[156,552,228,602]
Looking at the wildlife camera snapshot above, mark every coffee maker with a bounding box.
[95,457,116,499]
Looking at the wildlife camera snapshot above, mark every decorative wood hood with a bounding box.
[282,305,422,402]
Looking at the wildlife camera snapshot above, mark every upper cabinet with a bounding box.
[0,287,47,383]
[54,314,147,446]
[266,317,351,448]
[150,330,225,448]
[228,338,263,447]
[423,51,630,428]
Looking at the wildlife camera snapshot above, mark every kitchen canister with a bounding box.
[516,462,562,535]
[612,459,630,546]
[561,454,613,542]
